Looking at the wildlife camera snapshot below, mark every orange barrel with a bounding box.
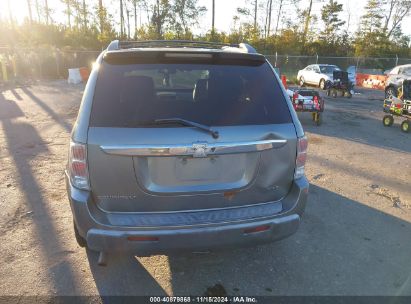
[79,67,90,82]
[281,75,287,89]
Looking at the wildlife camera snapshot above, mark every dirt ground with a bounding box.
[0,80,410,297]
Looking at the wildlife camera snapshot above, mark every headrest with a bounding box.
[193,79,209,102]
[208,73,243,100]
[120,76,155,103]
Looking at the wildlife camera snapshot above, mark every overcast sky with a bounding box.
[1,0,411,37]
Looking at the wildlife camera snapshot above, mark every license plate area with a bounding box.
[175,157,221,181]
[133,153,259,193]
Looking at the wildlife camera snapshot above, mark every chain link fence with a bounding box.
[265,54,411,81]
[1,47,411,83]
[0,47,100,82]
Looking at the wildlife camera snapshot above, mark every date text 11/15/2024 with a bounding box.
[149,296,257,303]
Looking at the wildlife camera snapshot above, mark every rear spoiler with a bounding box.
[103,50,266,66]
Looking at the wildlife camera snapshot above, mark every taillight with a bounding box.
[68,140,90,190]
[295,136,308,179]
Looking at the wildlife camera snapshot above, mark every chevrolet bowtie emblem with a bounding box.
[190,142,209,158]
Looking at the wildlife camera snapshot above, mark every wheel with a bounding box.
[319,79,326,90]
[74,221,87,248]
[385,86,397,98]
[299,76,305,87]
[382,115,394,127]
[401,120,410,133]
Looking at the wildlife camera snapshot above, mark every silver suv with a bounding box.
[66,40,308,263]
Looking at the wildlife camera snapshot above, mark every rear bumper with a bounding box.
[66,175,308,255]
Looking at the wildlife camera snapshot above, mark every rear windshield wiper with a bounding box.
[153,118,219,139]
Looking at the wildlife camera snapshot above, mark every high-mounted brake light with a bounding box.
[164,53,213,58]
[295,136,308,179]
[68,141,90,190]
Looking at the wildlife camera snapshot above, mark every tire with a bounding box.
[74,221,87,248]
[319,79,326,90]
[382,115,394,127]
[299,76,305,87]
[385,86,397,98]
[401,120,410,133]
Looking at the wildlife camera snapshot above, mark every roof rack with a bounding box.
[106,40,257,54]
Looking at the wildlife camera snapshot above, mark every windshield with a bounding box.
[90,61,292,127]
[319,65,340,74]
[403,67,411,75]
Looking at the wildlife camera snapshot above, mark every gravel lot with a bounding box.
[0,81,410,296]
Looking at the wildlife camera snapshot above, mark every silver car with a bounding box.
[385,64,411,97]
[66,40,308,263]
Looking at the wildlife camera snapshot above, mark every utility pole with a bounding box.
[126,8,130,39]
[66,0,71,28]
[212,0,215,35]
[27,0,33,23]
[44,0,49,24]
[133,0,137,38]
[264,1,268,38]
[120,0,124,37]
[82,0,87,30]
[346,0,351,32]
[301,0,313,50]
[35,0,41,22]
[99,0,103,33]
[254,0,258,30]
[267,0,272,37]
[274,0,283,36]
[7,0,13,24]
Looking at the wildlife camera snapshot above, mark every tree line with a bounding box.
[0,0,410,57]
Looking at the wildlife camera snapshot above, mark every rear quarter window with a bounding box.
[90,58,292,127]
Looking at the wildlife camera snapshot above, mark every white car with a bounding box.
[347,66,357,86]
[297,64,341,89]
[384,64,411,97]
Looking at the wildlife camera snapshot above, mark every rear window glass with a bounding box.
[90,60,292,127]
[320,65,339,73]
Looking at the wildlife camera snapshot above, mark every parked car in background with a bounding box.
[66,40,309,262]
[385,64,411,97]
[297,64,341,89]
[347,66,356,86]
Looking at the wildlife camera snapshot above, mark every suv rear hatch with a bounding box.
[87,50,297,212]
